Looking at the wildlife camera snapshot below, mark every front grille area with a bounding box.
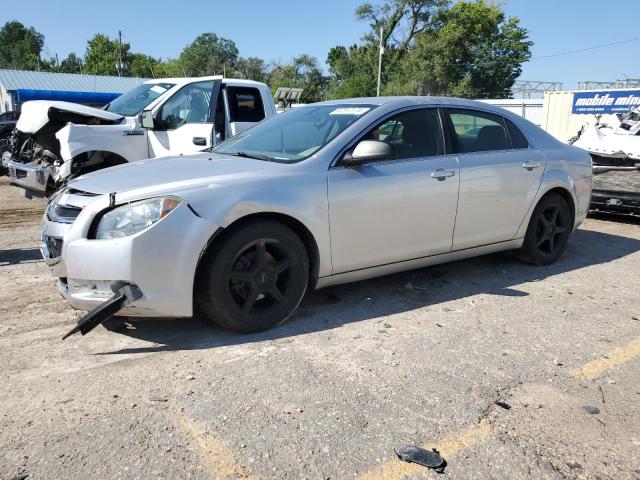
[48,203,82,224]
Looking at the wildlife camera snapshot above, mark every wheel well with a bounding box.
[541,187,576,227]
[71,151,128,176]
[197,212,321,290]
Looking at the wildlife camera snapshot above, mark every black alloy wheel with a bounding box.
[519,193,571,265]
[226,238,295,315]
[198,220,309,333]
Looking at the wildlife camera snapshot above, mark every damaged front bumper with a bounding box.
[41,192,220,318]
[2,152,52,193]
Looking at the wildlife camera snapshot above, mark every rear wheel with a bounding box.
[518,193,571,265]
[197,220,309,333]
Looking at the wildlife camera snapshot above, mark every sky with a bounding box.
[2,0,639,89]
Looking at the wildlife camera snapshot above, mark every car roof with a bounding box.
[143,76,265,87]
[313,96,508,114]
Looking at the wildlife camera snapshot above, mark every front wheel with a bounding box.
[197,220,309,333]
[518,193,572,265]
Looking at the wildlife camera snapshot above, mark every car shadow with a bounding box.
[0,247,42,266]
[99,227,640,355]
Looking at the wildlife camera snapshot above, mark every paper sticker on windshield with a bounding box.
[330,107,370,116]
[150,85,168,94]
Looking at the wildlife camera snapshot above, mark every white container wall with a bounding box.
[479,98,544,126]
[542,90,625,142]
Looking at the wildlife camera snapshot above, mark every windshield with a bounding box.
[213,104,377,162]
[107,82,175,116]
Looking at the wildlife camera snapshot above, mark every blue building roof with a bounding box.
[0,69,146,94]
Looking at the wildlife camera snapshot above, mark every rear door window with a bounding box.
[226,87,265,123]
[446,109,511,153]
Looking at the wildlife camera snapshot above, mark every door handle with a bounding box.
[522,161,541,170]
[430,169,456,180]
[192,136,207,146]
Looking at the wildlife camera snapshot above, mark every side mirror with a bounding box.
[343,140,394,166]
[140,109,155,129]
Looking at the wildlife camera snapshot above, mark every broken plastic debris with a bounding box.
[582,405,600,415]
[395,446,446,473]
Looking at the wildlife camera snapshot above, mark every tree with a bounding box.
[83,33,131,76]
[328,0,532,99]
[178,33,239,76]
[58,53,82,74]
[128,53,161,78]
[268,55,327,103]
[327,0,445,98]
[0,20,45,70]
[408,1,532,97]
[234,57,268,82]
[355,0,447,71]
[327,44,378,98]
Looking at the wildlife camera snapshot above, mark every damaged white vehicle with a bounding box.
[2,76,275,195]
[571,107,640,214]
[571,107,640,166]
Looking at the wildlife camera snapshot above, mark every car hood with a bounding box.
[16,100,123,134]
[68,153,287,199]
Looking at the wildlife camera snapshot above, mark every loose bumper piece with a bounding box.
[62,284,143,340]
[395,446,446,473]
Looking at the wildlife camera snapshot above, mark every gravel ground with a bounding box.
[1,176,640,480]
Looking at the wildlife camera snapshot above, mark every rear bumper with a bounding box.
[2,153,51,192]
[590,189,640,215]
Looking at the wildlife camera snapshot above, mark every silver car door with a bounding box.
[328,108,460,274]
[444,108,546,250]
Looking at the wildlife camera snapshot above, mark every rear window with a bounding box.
[227,87,265,123]
[506,118,529,149]
[447,109,511,153]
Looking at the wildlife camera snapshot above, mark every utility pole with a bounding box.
[116,30,123,77]
[376,27,384,97]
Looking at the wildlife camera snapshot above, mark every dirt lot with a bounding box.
[1,176,639,480]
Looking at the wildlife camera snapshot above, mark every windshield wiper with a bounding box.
[228,151,273,161]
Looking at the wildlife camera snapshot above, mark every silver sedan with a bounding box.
[41,96,592,334]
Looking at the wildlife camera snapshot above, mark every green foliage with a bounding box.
[128,53,161,78]
[178,33,239,76]
[233,57,268,83]
[58,53,82,74]
[410,1,533,97]
[269,55,327,103]
[0,20,45,70]
[83,33,131,76]
[331,0,532,99]
[327,45,378,98]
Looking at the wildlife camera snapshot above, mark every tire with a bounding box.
[518,193,572,265]
[197,220,309,333]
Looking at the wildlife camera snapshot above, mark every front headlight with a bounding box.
[95,197,182,239]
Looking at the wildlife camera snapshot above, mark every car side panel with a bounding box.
[179,165,333,279]
[452,148,547,250]
[515,146,592,238]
